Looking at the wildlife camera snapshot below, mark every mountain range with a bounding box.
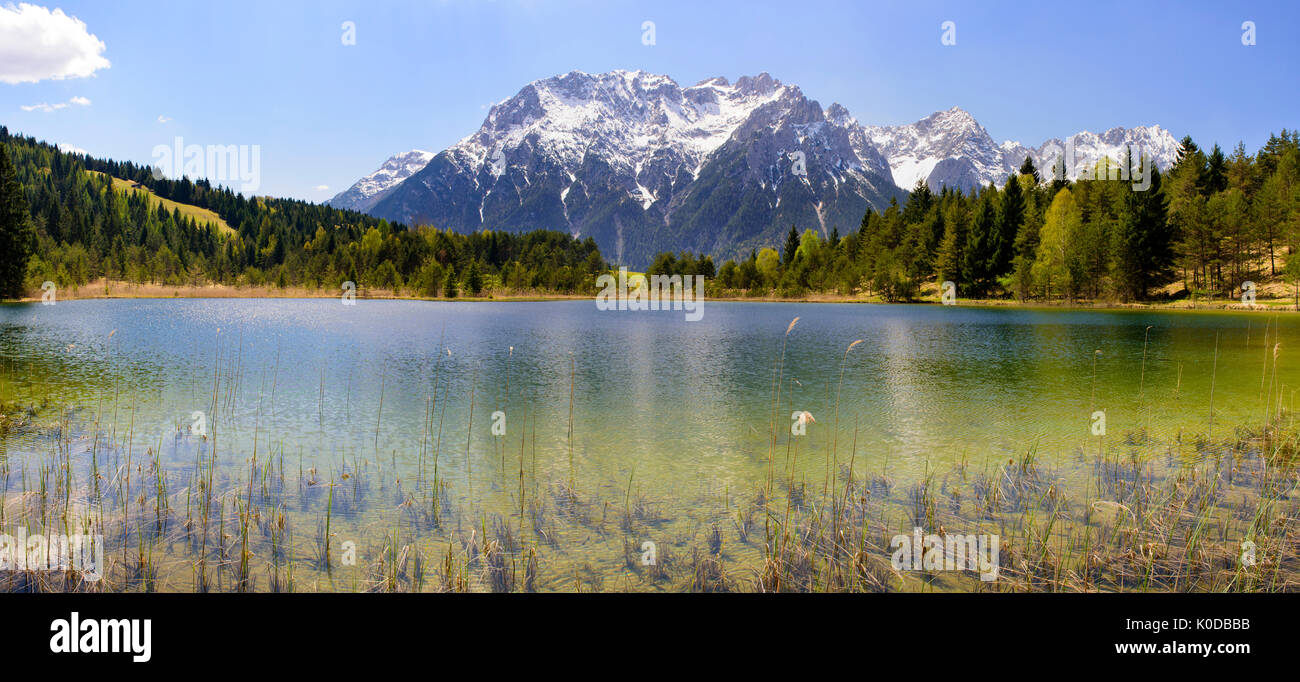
[329,70,1180,267]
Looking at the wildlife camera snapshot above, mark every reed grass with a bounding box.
[1,317,1297,594]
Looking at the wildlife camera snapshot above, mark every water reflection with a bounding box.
[1,299,1295,499]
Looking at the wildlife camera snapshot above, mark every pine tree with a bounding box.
[901,179,934,225]
[782,224,801,266]
[443,265,458,298]
[1257,129,1298,177]
[1111,163,1171,300]
[962,193,999,297]
[1168,138,1213,287]
[1019,156,1040,184]
[1256,156,1296,277]
[465,260,483,295]
[0,143,34,299]
[1173,136,1206,191]
[935,198,967,286]
[1010,181,1042,301]
[1206,144,1228,194]
[995,171,1025,274]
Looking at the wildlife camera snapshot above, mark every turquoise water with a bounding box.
[0,299,1294,589]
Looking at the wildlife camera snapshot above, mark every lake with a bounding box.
[0,299,1294,592]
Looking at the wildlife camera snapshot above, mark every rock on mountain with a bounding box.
[867,107,1180,192]
[865,107,1010,193]
[327,149,434,212]
[1010,126,1182,185]
[366,70,901,267]
[343,70,1179,266]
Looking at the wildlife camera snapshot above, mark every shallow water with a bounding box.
[0,299,1295,590]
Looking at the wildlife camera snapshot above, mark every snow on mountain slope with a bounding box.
[367,70,901,266]
[437,70,858,208]
[867,107,1180,191]
[342,70,1179,265]
[866,107,1009,191]
[1028,126,1182,182]
[327,149,434,212]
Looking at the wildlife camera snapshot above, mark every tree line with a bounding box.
[657,131,1300,302]
[0,127,607,299]
[3,126,1297,304]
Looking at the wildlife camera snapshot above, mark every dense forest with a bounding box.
[652,132,1300,303]
[2,126,1297,304]
[0,127,606,299]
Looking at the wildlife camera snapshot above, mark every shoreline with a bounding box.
[3,278,1295,312]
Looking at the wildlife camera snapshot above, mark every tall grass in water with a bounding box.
[762,317,799,587]
[2,317,1298,593]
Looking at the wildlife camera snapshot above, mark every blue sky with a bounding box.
[1,0,1296,201]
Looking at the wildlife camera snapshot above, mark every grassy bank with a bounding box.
[5,277,1297,313]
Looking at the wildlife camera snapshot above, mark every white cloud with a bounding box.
[20,95,90,112]
[157,115,171,123]
[315,185,330,192]
[0,3,110,84]
[57,142,88,155]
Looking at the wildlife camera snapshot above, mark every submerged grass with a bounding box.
[0,319,1298,593]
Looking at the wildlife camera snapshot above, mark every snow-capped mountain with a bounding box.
[340,70,1179,266]
[866,107,1011,191]
[327,149,434,212]
[1005,126,1182,186]
[867,107,1180,191]
[367,70,900,266]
